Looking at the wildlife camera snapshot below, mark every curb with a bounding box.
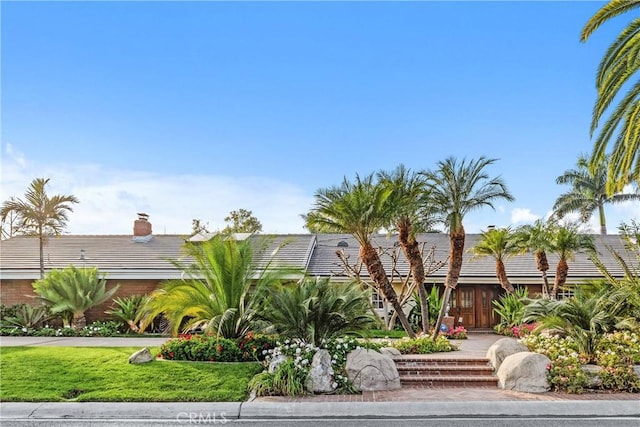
[2,401,639,421]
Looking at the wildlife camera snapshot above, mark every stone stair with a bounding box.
[393,355,498,388]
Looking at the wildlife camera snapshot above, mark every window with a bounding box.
[556,287,575,300]
[371,290,384,310]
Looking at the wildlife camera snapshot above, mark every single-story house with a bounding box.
[0,214,631,329]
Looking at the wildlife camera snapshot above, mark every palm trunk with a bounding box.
[598,203,606,235]
[398,221,428,334]
[433,228,465,341]
[360,243,416,338]
[72,312,87,331]
[496,260,515,293]
[551,258,569,299]
[535,251,550,298]
[38,226,45,279]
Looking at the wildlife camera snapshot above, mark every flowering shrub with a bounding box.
[392,335,458,354]
[522,332,640,393]
[251,336,384,397]
[158,335,241,362]
[494,323,537,338]
[237,332,277,361]
[447,326,467,339]
[0,321,123,337]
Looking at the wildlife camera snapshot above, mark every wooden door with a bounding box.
[475,286,500,328]
[456,287,475,328]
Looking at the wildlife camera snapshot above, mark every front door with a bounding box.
[476,286,501,328]
[452,287,475,328]
[451,285,501,329]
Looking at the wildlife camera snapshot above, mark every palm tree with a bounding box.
[516,219,554,298]
[422,156,514,340]
[32,266,119,330]
[378,165,437,333]
[258,277,379,347]
[581,0,640,194]
[553,154,640,234]
[0,178,79,278]
[469,227,518,294]
[305,173,417,338]
[548,223,595,299]
[139,235,292,338]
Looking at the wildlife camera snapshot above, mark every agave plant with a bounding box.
[32,266,119,330]
[258,277,379,346]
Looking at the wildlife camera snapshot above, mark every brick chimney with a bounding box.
[133,213,152,237]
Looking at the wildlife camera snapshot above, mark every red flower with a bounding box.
[216,345,223,352]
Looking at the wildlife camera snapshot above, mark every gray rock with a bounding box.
[497,351,551,393]
[305,349,336,393]
[581,364,603,388]
[346,348,401,391]
[486,337,528,371]
[379,347,401,356]
[129,347,153,364]
[268,354,287,374]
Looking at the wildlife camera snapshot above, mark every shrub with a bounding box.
[494,323,537,338]
[0,304,50,329]
[392,335,458,354]
[237,332,278,362]
[447,326,467,339]
[493,287,528,328]
[158,334,242,362]
[79,321,123,337]
[105,295,149,333]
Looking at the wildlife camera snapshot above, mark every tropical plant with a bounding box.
[32,266,119,330]
[528,287,616,361]
[548,223,595,298]
[139,235,292,338]
[0,304,50,329]
[0,178,79,277]
[421,156,514,339]
[304,173,416,337]
[258,277,379,347]
[408,285,444,332]
[378,165,438,333]
[516,219,554,297]
[581,0,640,194]
[492,287,529,328]
[105,294,150,333]
[469,227,519,293]
[553,154,640,234]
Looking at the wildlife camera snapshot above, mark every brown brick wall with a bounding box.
[0,278,162,323]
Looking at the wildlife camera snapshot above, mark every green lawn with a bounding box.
[0,347,262,402]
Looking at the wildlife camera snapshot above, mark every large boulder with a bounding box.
[129,347,153,364]
[346,348,401,391]
[379,347,401,357]
[486,337,528,371]
[305,349,337,393]
[497,351,551,393]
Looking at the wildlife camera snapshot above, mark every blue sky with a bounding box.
[1,1,638,235]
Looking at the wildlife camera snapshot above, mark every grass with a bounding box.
[0,347,262,402]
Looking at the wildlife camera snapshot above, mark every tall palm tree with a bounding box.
[378,165,437,333]
[305,173,417,338]
[139,235,293,338]
[581,0,640,194]
[469,227,518,294]
[516,219,554,298]
[553,154,640,234]
[33,266,119,330]
[548,223,595,299]
[422,156,514,340]
[0,178,79,278]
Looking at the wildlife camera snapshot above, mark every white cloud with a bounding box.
[0,146,313,235]
[510,208,540,225]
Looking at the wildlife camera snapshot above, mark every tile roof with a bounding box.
[0,232,632,283]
